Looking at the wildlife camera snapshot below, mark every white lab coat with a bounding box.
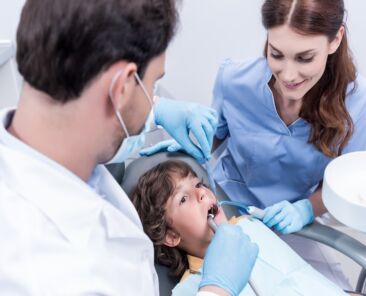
[0,126,159,294]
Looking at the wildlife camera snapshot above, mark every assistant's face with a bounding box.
[267,25,334,101]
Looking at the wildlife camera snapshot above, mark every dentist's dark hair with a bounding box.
[262,0,356,157]
[16,0,178,103]
[132,160,198,278]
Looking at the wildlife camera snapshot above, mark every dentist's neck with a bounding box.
[8,83,105,182]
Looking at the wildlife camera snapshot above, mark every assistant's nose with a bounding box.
[281,60,298,82]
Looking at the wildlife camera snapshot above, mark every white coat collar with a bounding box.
[0,108,147,247]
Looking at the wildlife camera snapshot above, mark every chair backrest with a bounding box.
[105,162,125,184]
[119,152,240,296]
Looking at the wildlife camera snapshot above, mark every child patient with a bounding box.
[132,160,347,295]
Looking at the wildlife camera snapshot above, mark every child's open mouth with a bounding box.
[207,204,219,232]
[207,204,219,218]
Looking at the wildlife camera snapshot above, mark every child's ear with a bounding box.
[163,229,181,247]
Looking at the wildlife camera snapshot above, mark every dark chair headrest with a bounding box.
[121,152,209,196]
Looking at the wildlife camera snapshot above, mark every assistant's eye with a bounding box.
[179,196,187,205]
[270,53,284,60]
[297,56,314,63]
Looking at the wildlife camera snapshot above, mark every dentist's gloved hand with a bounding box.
[140,139,182,156]
[200,224,258,296]
[153,97,218,163]
[263,199,314,234]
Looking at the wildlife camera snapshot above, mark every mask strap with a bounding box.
[109,69,130,138]
[134,72,154,108]
[134,72,159,134]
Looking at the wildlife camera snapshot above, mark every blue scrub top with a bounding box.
[212,57,366,208]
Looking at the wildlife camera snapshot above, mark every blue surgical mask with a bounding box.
[106,70,155,164]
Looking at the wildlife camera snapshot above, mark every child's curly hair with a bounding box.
[132,160,198,278]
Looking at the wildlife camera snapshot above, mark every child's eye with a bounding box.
[196,180,208,188]
[179,196,187,205]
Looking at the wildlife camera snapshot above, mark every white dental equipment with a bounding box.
[323,151,366,232]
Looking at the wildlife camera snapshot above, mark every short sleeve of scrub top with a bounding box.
[211,57,366,208]
[343,75,366,153]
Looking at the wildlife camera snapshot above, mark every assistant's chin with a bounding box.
[280,85,308,101]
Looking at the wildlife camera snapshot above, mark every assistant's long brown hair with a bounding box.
[262,0,356,157]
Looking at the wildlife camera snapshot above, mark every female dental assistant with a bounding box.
[212,0,366,288]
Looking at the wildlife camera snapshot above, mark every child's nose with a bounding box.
[195,188,206,202]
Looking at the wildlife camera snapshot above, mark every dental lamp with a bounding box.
[323,151,366,232]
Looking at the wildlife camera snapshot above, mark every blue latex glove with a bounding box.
[154,97,218,163]
[199,224,258,296]
[263,199,314,234]
[139,139,182,156]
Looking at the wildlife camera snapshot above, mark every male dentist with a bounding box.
[0,0,258,295]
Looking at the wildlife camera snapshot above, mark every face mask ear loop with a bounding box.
[114,110,130,138]
[134,72,154,108]
[109,69,130,138]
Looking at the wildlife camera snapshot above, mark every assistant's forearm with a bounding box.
[309,186,327,217]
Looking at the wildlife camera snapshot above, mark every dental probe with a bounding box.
[218,200,266,220]
[187,130,217,194]
[203,158,217,195]
[207,213,218,232]
[207,214,261,296]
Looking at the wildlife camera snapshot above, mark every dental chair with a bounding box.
[107,152,366,296]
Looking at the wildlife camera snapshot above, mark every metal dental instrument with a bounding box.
[207,213,218,232]
[204,158,217,195]
[188,131,217,194]
[207,204,219,232]
[206,204,260,295]
[218,200,265,220]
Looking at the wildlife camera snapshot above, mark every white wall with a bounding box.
[344,0,366,76]
[0,0,25,108]
[161,0,366,106]
[1,0,366,108]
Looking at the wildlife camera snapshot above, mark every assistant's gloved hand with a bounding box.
[139,139,182,156]
[263,199,314,234]
[200,224,258,296]
[154,97,218,163]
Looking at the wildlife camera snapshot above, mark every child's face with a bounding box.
[164,174,226,258]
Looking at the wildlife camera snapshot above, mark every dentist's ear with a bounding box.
[108,62,138,111]
[329,26,345,55]
[163,229,181,247]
